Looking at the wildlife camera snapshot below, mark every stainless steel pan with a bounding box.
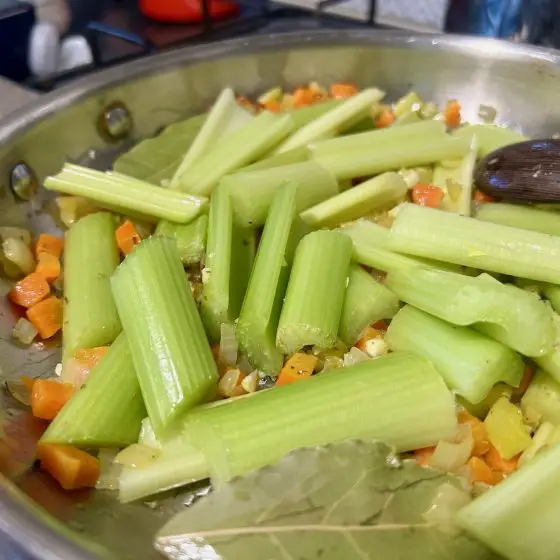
[1,30,560,560]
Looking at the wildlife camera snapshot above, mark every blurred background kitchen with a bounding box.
[1,0,560,90]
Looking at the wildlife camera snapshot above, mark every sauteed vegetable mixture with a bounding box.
[4,83,560,559]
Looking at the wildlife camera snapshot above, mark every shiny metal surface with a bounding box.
[1,30,560,559]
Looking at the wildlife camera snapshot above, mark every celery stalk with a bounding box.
[42,335,145,446]
[388,203,560,284]
[155,214,208,265]
[44,164,207,224]
[172,112,294,196]
[475,203,560,236]
[111,237,218,436]
[314,136,471,180]
[170,89,252,188]
[237,183,307,374]
[63,213,121,361]
[288,99,342,129]
[534,312,560,383]
[275,88,385,153]
[300,172,407,228]
[521,369,560,427]
[241,147,308,171]
[457,441,560,560]
[386,306,523,403]
[543,285,560,314]
[393,91,423,118]
[200,185,254,342]
[276,230,352,353]
[223,161,339,228]
[453,123,527,158]
[385,266,554,357]
[339,265,400,346]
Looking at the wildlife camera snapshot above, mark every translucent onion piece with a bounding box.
[343,346,370,367]
[5,380,31,407]
[219,323,238,366]
[422,482,471,535]
[320,355,344,373]
[61,357,91,388]
[218,369,245,398]
[114,444,160,468]
[241,371,258,393]
[0,227,32,246]
[11,318,38,345]
[429,424,473,473]
[96,449,121,491]
[3,237,35,275]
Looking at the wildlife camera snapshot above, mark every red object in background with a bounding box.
[140,0,240,23]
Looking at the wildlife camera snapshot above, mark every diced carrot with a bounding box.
[35,234,64,259]
[458,409,490,456]
[26,296,63,339]
[36,444,99,490]
[74,347,109,369]
[473,190,496,203]
[444,100,461,129]
[35,253,61,283]
[262,99,283,113]
[372,320,389,331]
[115,220,142,256]
[512,364,534,399]
[330,83,358,99]
[66,347,109,387]
[466,456,496,485]
[485,444,519,474]
[413,446,436,466]
[411,183,445,209]
[276,353,318,387]
[375,108,395,128]
[21,376,36,392]
[356,326,382,352]
[293,88,315,107]
[9,272,50,308]
[30,379,74,421]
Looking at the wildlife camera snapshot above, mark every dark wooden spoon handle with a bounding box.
[475,139,560,202]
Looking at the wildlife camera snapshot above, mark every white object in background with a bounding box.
[28,21,61,78]
[59,36,94,73]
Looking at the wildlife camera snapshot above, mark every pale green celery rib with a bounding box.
[224,161,339,229]
[42,334,145,447]
[183,352,456,482]
[386,306,523,404]
[275,88,385,153]
[288,99,343,129]
[240,146,308,171]
[521,369,560,426]
[172,111,294,196]
[200,184,254,342]
[475,203,560,236]
[44,164,207,224]
[385,266,554,357]
[237,183,307,375]
[339,265,400,346]
[535,313,560,383]
[63,212,121,361]
[300,172,408,228]
[111,236,218,437]
[276,230,352,354]
[310,119,445,157]
[170,89,252,187]
[543,285,560,314]
[337,219,464,274]
[155,214,208,265]
[456,441,560,560]
[453,123,527,158]
[387,203,560,284]
[393,91,422,118]
[314,136,470,180]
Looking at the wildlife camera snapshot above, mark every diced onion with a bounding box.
[3,237,35,275]
[219,323,238,366]
[11,318,38,345]
[364,337,390,359]
[241,371,258,393]
[61,357,90,388]
[96,449,121,491]
[0,227,32,246]
[114,444,160,468]
[320,355,344,373]
[429,424,473,473]
[343,346,370,367]
[218,369,244,398]
[422,482,471,535]
[398,169,419,189]
[477,104,497,123]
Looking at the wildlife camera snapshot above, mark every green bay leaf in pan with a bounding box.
[155,440,497,560]
[113,114,206,184]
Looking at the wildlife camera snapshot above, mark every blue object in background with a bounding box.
[470,0,522,38]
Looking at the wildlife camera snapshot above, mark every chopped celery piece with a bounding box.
[386,306,523,404]
[237,183,307,374]
[394,111,422,126]
[484,397,532,460]
[433,136,477,216]
[339,265,400,346]
[44,164,207,224]
[63,213,121,361]
[174,111,294,196]
[314,136,470,180]
[155,214,208,265]
[224,161,339,228]
[543,285,560,314]
[200,185,254,342]
[519,421,557,466]
[310,119,446,157]
[289,99,342,128]
[475,203,560,236]
[459,384,513,419]
[276,231,352,354]
[521,370,560,427]
[454,123,527,158]
[111,237,218,436]
[388,203,560,284]
[139,418,161,450]
[42,335,145,447]
[535,312,560,383]
[275,88,385,153]
[457,442,560,560]
[241,146,308,171]
[183,352,456,482]
[385,266,554,357]
[170,89,252,187]
[300,172,407,228]
[393,91,423,118]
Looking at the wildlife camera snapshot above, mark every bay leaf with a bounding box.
[113,114,206,184]
[155,440,499,560]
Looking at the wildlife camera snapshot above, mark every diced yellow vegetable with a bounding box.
[484,397,532,460]
[521,370,560,428]
[459,383,513,419]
